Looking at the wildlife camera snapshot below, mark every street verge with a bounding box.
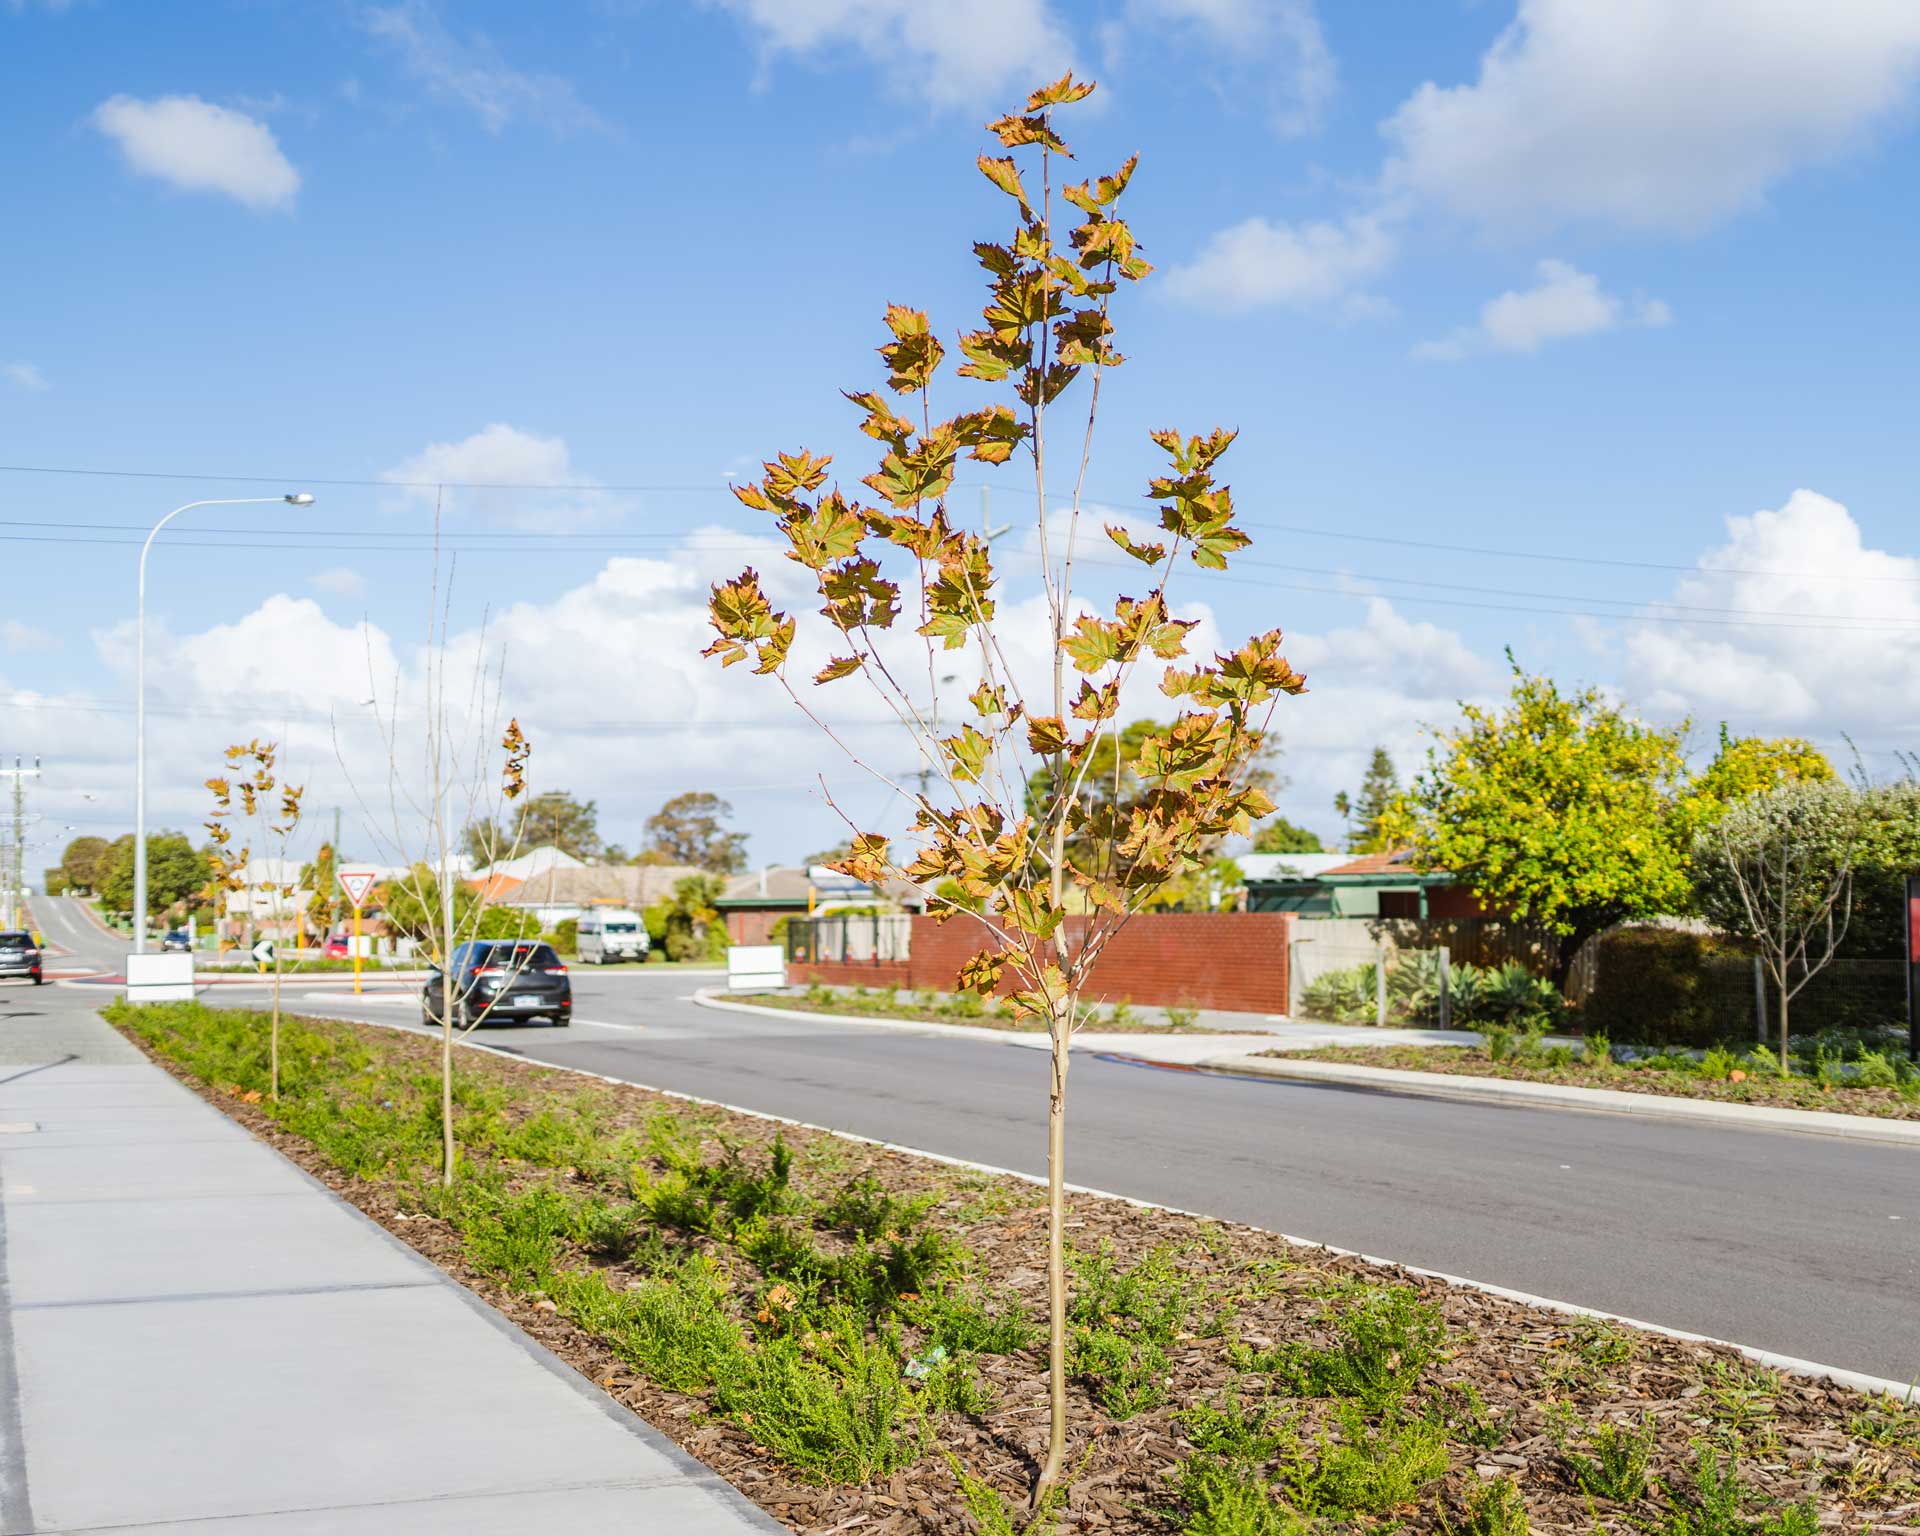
[1189,1054,1920,1147]
[106,999,1920,1535]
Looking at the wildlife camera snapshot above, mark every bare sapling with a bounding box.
[700,73,1305,1500]
[337,501,537,1185]
[1695,781,1859,1073]
[205,739,304,1099]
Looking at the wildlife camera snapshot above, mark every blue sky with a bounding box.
[4,0,1919,870]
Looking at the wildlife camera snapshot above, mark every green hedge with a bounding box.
[1580,929,1754,1047]
[1582,927,1908,1047]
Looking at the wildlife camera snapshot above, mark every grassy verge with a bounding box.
[108,1000,1919,1534]
[1274,1035,1920,1121]
[743,983,1223,1033]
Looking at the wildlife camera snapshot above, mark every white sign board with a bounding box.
[726,945,786,993]
[251,938,275,966]
[337,868,379,908]
[125,952,195,1004]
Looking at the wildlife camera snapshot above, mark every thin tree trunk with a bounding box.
[1038,998,1071,1502]
[270,953,281,1101]
[1778,980,1791,1076]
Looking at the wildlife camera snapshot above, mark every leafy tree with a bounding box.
[301,842,345,934]
[1671,729,1835,843]
[664,872,728,961]
[804,840,855,867]
[1692,781,1859,1071]
[1252,816,1324,854]
[58,835,110,895]
[204,740,304,1099]
[98,833,211,919]
[699,75,1303,1497]
[463,789,602,865]
[1828,781,1920,957]
[643,791,749,873]
[1335,747,1400,853]
[1398,664,1691,987]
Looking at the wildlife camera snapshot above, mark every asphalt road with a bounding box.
[34,896,1920,1386]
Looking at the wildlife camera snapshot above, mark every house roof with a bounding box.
[496,863,708,908]
[468,872,525,902]
[1321,849,1417,876]
[1238,853,1353,884]
[472,845,583,882]
[714,867,931,911]
[1317,849,1455,885]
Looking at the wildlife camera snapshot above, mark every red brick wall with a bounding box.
[794,911,1292,1015]
[724,909,792,946]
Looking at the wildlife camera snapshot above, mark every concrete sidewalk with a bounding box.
[0,985,778,1534]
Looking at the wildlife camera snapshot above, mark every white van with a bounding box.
[576,908,649,965]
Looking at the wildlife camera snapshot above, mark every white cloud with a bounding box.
[2,361,47,392]
[2,620,58,654]
[1382,0,1920,236]
[381,423,612,530]
[1249,597,1501,846]
[1604,490,1920,738]
[361,1,602,134]
[1124,0,1334,137]
[1415,259,1671,360]
[92,94,299,211]
[311,567,366,599]
[1163,213,1395,314]
[709,0,1077,111]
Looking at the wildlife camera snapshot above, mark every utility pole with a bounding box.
[0,757,41,930]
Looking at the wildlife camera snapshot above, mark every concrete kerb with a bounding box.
[234,994,1920,1411]
[1187,1053,1920,1148]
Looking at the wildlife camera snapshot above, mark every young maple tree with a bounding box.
[205,739,304,1100]
[702,74,1305,1495]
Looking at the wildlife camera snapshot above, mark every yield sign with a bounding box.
[338,867,379,909]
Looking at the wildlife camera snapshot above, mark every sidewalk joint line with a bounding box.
[13,1278,440,1312]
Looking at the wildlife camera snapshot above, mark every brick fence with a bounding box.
[791,911,1293,1014]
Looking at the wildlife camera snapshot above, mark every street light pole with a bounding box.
[134,494,315,954]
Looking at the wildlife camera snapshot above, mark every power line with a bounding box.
[0,463,721,492]
[1,526,1915,632]
[5,459,1915,586]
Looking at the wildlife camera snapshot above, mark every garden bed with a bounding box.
[1270,1039,1920,1122]
[108,1000,1919,1535]
[738,985,1232,1034]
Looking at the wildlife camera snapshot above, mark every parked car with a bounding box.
[421,940,571,1028]
[0,931,43,985]
[161,930,191,953]
[323,933,351,959]
[576,908,649,965]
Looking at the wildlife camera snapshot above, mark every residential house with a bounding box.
[715,865,928,946]
[1243,850,1491,919]
[491,861,707,928]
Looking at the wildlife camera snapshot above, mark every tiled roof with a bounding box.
[1320,849,1426,877]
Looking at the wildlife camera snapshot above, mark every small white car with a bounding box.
[576,909,649,965]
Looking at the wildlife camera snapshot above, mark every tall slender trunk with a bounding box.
[1037,997,1071,1501]
[1778,981,1791,1076]
[270,954,281,1101]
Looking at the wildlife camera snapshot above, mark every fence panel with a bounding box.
[785,914,913,967]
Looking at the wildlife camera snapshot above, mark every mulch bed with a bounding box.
[736,991,1258,1035]
[1276,1044,1920,1122]
[119,1015,1918,1535]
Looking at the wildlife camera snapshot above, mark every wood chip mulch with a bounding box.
[1280,1044,1920,1121]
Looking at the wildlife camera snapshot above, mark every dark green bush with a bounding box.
[1580,929,1756,1047]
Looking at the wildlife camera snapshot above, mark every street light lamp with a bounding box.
[133,494,316,953]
